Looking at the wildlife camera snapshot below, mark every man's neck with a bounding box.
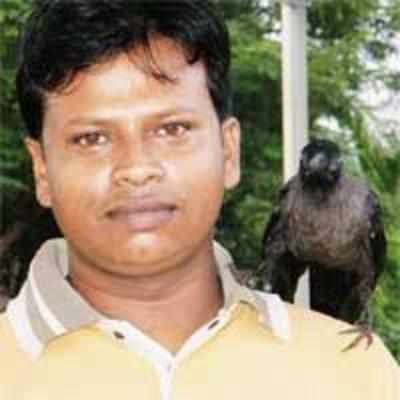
[68,255,224,353]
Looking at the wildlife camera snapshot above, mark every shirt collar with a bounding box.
[7,238,290,358]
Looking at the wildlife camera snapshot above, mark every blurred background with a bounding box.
[1,0,399,359]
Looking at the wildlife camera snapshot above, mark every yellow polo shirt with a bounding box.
[0,239,398,399]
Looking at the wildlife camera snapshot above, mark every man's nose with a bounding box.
[111,141,165,188]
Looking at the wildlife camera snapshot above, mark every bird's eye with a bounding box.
[72,132,109,147]
[156,122,190,139]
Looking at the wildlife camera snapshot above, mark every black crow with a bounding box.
[260,139,387,350]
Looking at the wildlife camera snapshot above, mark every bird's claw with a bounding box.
[339,325,374,352]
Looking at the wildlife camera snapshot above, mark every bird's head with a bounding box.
[299,139,343,190]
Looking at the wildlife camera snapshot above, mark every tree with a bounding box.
[0,0,59,294]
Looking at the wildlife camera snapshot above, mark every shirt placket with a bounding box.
[98,306,236,400]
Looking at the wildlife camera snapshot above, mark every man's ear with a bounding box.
[221,117,241,190]
[24,137,52,208]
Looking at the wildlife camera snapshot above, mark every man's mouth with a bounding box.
[106,199,177,232]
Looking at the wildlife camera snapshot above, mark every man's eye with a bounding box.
[156,122,190,138]
[72,132,109,147]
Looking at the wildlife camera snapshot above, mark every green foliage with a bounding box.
[308,0,400,128]
[374,229,400,360]
[0,126,30,191]
[341,116,400,357]
[217,6,283,263]
[0,0,33,198]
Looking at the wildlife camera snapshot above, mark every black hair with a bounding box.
[16,0,232,139]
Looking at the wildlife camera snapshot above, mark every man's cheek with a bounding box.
[49,161,108,192]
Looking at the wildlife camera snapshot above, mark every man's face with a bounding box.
[26,40,240,278]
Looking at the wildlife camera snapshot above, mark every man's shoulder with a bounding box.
[244,290,356,348]
[0,311,35,398]
[285,303,398,375]
[238,294,398,372]
[285,302,383,348]
[224,297,398,398]
[0,311,32,369]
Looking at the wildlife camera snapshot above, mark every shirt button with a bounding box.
[208,320,219,330]
[113,331,125,340]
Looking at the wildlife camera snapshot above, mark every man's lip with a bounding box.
[106,200,177,216]
[105,198,177,231]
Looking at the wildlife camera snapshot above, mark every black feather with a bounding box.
[261,139,387,325]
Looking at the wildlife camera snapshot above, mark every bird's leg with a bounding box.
[338,257,378,352]
[340,308,374,352]
[339,273,376,352]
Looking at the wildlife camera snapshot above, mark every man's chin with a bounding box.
[97,237,184,273]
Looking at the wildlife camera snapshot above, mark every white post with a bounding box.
[281,0,310,307]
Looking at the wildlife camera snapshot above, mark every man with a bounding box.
[0,1,398,399]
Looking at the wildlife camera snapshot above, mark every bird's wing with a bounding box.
[260,177,306,301]
[366,190,387,282]
[261,208,283,249]
[261,177,295,249]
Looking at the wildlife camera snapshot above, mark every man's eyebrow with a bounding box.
[63,107,199,127]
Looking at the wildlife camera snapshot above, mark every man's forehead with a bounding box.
[46,39,207,105]
[42,40,216,135]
